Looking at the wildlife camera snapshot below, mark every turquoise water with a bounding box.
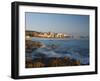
[30,38,89,65]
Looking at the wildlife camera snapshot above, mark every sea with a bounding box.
[27,37,89,65]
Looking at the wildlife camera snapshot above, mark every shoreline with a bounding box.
[25,57,81,68]
[31,37,89,40]
[25,37,89,68]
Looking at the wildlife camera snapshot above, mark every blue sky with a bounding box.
[25,12,89,36]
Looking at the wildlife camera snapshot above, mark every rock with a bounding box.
[25,57,81,68]
[25,40,43,53]
[32,62,45,68]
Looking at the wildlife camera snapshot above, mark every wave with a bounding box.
[26,38,89,65]
[29,47,89,64]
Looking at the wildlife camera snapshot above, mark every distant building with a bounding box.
[56,33,64,38]
[26,31,71,38]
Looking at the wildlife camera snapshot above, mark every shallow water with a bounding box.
[26,37,89,65]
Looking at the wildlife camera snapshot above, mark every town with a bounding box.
[26,31,72,38]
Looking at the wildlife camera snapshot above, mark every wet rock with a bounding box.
[26,57,81,68]
[26,40,43,53]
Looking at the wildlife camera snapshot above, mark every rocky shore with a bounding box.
[26,57,80,68]
[25,40,43,53]
[25,40,81,68]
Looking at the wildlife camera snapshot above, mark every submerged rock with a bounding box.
[26,40,44,53]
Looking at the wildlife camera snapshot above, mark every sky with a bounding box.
[25,12,89,36]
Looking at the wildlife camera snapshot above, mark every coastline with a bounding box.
[25,37,89,68]
[31,37,89,41]
[25,57,81,68]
